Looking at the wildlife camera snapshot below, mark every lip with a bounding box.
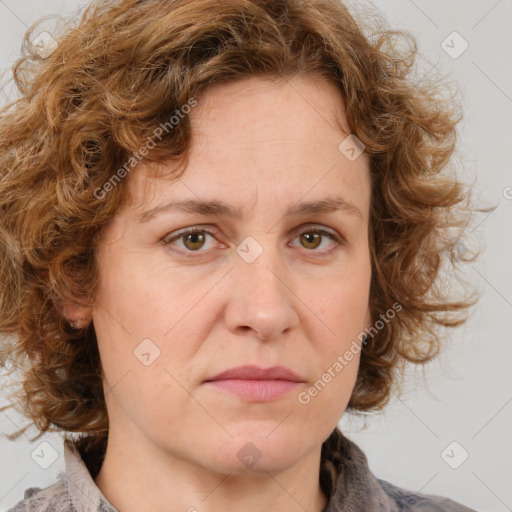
[205,365,303,382]
[204,365,304,402]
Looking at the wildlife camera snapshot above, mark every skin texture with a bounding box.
[80,75,373,512]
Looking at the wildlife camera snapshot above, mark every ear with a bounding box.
[59,302,92,329]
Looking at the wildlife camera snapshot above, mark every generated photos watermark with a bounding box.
[297,301,403,405]
[93,97,198,200]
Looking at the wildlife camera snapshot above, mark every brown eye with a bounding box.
[299,231,322,250]
[182,231,207,251]
[162,228,220,256]
[291,226,343,255]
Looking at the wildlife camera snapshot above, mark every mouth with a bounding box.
[204,378,302,401]
[204,365,304,402]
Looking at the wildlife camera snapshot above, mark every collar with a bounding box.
[320,428,397,511]
[63,437,117,512]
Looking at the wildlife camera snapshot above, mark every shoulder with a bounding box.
[7,479,75,512]
[8,436,116,512]
[321,429,478,512]
[377,478,478,512]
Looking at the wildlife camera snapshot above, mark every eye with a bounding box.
[162,227,223,256]
[290,225,344,254]
[161,224,344,258]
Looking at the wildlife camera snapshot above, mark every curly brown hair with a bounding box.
[1,0,479,443]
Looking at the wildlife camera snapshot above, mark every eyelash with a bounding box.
[161,224,345,258]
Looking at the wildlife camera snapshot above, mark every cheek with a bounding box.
[93,250,195,337]
[299,269,370,402]
[308,267,371,337]
[91,251,214,390]
[296,348,360,429]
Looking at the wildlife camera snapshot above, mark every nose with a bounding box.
[224,243,300,341]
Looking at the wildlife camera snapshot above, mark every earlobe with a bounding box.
[59,302,92,329]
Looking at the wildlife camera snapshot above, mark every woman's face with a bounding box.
[92,75,373,474]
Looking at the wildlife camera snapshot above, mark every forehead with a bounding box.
[189,74,350,135]
[126,75,369,215]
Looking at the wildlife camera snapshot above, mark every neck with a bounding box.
[93,425,328,512]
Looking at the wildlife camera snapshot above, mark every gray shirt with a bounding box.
[8,428,477,512]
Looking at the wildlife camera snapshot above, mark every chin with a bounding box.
[202,426,311,475]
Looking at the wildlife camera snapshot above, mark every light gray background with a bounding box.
[0,1,511,511]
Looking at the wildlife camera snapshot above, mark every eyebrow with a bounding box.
[137,195,363,223]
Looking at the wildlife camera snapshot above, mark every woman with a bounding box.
[0,0,479,510]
